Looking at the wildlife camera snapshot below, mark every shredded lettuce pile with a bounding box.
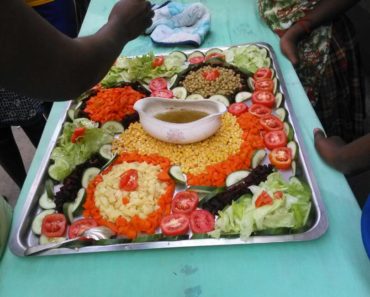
[209,173,312,241]
[49,118,113,181]
[102,52,185,87]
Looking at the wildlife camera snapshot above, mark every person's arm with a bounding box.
[280,0,359,65]
[314,129,370,175]
[0,0,153,101]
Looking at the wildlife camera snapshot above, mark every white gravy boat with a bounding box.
[134,97,227,144]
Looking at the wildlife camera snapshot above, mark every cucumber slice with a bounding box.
[187,185,218,193]
[273,77,278,94]
[133,234,163,243]
[191,234,211,239]
[82,167,100,188]
[168,74,178,89]
[291,160,297,176]
[275,93,284,108]
[101,121,124,134]
[186,94,204,100]
[99,144,113,160]
[172,87,187,99]
[275,107,287,121]
[39,191,56,210]
[235,91,252,102]
[188,51,204,60]
[45,179,54,198]
[270,69,275,78]
[40,235,66,245]
[31,209,55,235]
[247,77,255,90]
[67,109,75,121]
[169,165,186,184]
[205,48,223,57]
[251,149,266,169]
[283,122,294,141]
[198,187,226,205]
[209,95,230,107]
[63,188,86,222]
[101,154,118,171]
[225,170,250,187]
[168,51,187,65]
[287,141,298,160]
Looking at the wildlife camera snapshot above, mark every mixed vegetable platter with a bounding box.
[28,44,316,252]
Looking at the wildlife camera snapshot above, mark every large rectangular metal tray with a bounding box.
[9,42,328,256]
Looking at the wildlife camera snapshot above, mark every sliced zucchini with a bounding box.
[168,51,187,65]
[31,209,55,235]
[283,122,294,141]
[275,107,287,121]
[225,170,250,187]
[172,87,187,99]
[287,141,298,160]
[45,179,54,198]
[168,74,178,89]
[205,48,223,56]
[101,121,124,134]
[275,93,284,108]
[209,95,230,107]
[251,149,266,169]
[291,160,297,176]
[82,167,100,188]
[40,235,66,245]
[273,77,278,94]
[186,94,204,100]
[99,144,114,160]
[38,191,56,210]
[169,165,186,184]
[235,91,252,103]
[247,77,255,90]
[188,51,204,60]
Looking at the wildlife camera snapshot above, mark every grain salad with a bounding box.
[112,113,244,175]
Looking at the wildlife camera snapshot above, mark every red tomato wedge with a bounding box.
[172,191,199,215]
[68,218,98,239]
[249,104,272,117]
[202,69,220,81]
[151,89,174,98]
[264,130,287,150]
[260,114,284,131]
[269,147,292,170]
[149,77,167,91]
[252,91,275,108]
[228,102,248,116]
[254,79,274,93]
[41,213,67,237]
[152,56,164,68]
[255,191,273,208]
[253,67,273,81]
[190,209,215,234]
[160,213,189,236]
[188,56,205,64]
[205,53,225,61]
[119,169,138,191]
[71,127,86,143]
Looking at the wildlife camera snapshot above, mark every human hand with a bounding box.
[108,0,154,41]
[280,25,305,66]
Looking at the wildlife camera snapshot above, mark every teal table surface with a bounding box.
[1,1,369,296]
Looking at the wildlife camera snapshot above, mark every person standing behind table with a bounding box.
[258,0,365,142]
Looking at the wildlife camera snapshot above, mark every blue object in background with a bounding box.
[361,194,370,258]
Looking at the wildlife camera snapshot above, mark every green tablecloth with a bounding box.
[1,1,369,296]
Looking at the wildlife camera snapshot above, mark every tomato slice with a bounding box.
[71,127,86,143]
[249,104,272,117]
[255,191,273,208]
[269,147,292,170]
[253,67,273,81]
[149,77,168,91]
[152,56,164,68]
[172,191,199,215]
[252,91,275,108]
[228,102,248,116]
[151,89,174,98]
[260,114,284,131]
[41,213,67,237]
[254,79,274,93]
[264,130,287,150]
[190,209,215,234]
[205,53,225,61]
[68,218,98,239]
[119,169,138,191]
[202,69,220,81]
[160,213,189,236]
[188,56,205,64]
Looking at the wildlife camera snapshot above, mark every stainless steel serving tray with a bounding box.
[9,42,328,256]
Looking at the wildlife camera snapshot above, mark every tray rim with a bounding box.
[9,42,328,257]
